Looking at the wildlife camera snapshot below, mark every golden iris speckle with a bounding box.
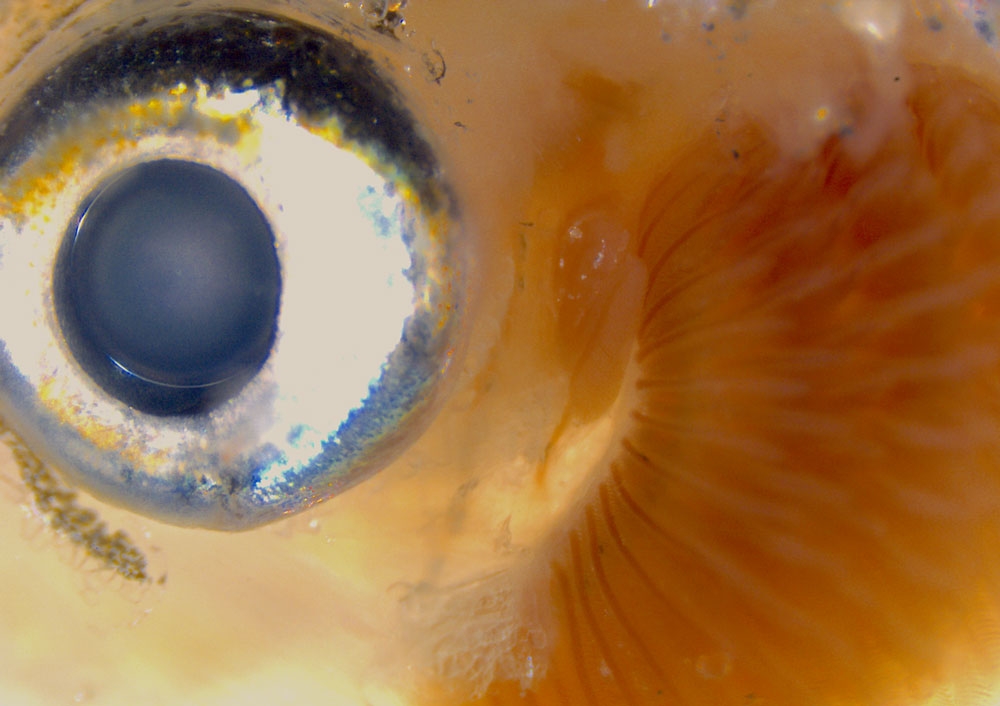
[0,86,258,219]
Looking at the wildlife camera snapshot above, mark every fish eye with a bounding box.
[0,9,462,529]
[5,1,1000,706]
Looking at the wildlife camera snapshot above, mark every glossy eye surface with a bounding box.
[3,1,1000,706]
[0,10,461,529]
[56,158,281,412]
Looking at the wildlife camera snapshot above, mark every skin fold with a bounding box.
[3,1,1000,704]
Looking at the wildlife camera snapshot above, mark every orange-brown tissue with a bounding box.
[459,62,1000,706]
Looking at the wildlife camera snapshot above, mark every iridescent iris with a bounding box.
[0,11,463,529]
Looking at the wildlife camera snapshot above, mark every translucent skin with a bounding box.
[3,1,1000,705]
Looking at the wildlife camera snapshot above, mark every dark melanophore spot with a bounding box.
[54,159,280,415]
[0,417,150,582]
[976,18,996,44]
[728,0,750,20]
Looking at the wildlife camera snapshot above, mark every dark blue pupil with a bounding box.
[55,159,281,415]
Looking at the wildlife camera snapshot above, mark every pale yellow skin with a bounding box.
[1,2,999,705]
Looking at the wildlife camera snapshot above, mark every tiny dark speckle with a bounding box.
[732,149,740,160]
[728,0,749,20]
[926,16,944,32]
[703,21,715,32]
[976,19,996,44]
